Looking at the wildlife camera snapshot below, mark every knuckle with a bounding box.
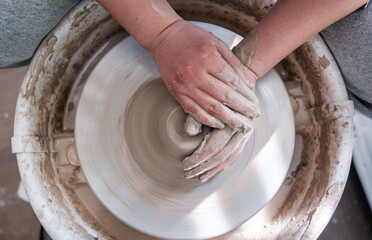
[167,80,179,95]
[184,83,197,92]
[199,114,213,126]
[207,102,222,115]
[177,84,189,95]
[198,42,212,54]
[232,77,241,88]
[175,70,188,85]
[198,50,210,60]
[197,44,216,60]
[224,92,234,105]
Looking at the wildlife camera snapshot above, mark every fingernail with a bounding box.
[184,115,202,136]
[199,172,210,182]
[183,171,193,179]
[236,123,252,134]
[183,159,195,171]
[185,124,201,136]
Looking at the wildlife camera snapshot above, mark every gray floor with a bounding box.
[0,66,40,240]
[0,66,371,239]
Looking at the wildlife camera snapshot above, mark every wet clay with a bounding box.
[123,79,207,189]
[232,31,258,68]
[151,0,168,18]
[184,115,203,136]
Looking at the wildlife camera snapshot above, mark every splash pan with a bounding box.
[12,1,354,239]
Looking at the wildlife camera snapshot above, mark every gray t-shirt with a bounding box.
[321,4,372,117]
[1,1,371,116]
[0,0,79,68]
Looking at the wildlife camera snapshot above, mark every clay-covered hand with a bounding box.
[150,20,260,133]
[183,123,255,182]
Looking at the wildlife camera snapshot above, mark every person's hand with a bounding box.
[149,19,260,181]
[182,120,257,182]
[150,20,260,133]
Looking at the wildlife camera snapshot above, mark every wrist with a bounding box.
[97,0,183,56]
[139,16,183,54]
[144,18,184,56]
[232,30,261,82]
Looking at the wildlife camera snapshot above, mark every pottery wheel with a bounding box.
[75,22,295,239]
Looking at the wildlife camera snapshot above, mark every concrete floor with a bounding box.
[0,66,371,239]
[0,66,40,240]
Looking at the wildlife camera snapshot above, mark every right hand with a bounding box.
[150,20,260,133]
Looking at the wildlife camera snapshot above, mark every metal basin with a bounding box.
[12,0,354,239]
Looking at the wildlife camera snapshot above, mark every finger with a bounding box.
[216,39,256,89]
[212,42,259,104]
[178,95,225,129]
[183,132,246,179]
[217,40,247,74]
[201,75,260,118]
[189,89,254,133]
[212,63,259,105]
[183,127,235,171]
[199,132,250,182]
[184,115,202,136]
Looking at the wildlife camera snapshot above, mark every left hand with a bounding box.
[183,119,256,182]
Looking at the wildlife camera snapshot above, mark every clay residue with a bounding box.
[23,35,57,100]
[232,30,258,68]
[70,4,99,29]
[318,55,330,69]
[151,1,168,18]
[123,79,206,191]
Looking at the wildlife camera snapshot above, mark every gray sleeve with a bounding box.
[0,0,79,68]
[320,4,372,117]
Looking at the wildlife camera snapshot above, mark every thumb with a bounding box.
[184,115,202,136]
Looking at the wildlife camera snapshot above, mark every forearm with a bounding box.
[97,0,182,53]
[235,0,368,78]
